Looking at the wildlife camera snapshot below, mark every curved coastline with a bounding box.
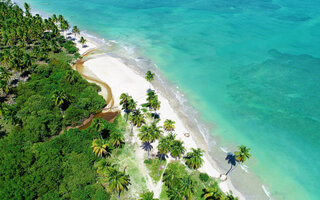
[73,33,248,199]
[75,32,272,199]
[12,0,269,198]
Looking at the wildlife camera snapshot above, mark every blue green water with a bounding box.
[19,0,320,199]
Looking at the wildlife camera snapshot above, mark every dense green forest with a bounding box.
[0,1,111,199]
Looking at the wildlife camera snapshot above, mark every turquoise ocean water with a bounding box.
[18,0,320,199]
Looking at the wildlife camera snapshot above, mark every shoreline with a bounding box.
[75,33,246,199]
[10,1,263,197]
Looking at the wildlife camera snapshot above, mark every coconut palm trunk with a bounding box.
[130,111,135,134]
[130,121,133,134]
[153,109,157,122]
[125,106,128,122]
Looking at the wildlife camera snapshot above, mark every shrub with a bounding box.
[144,159,152,164]
[199,173,209,182]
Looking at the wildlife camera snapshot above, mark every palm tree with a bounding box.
[52,14,58,23]
[139,125,153,158]
[110,131,125,151]
[58,15,64,24]
[0,67,11,95]
[131,109,145,127]
[157,137,171,176]
[127,98,137,112]
[107,169,131,199]
[52,90,68,107]
[64,70,77,83]
[0,79,9,97]
[91,139,110,158]
[22,53,33,69]
[24,3,30,13]
[120,93,131,121]
[50,40,59,53]
[0,103,9,117]
[139,125,152,142]
[146,90,156,103]
[226,192,238,200]
[162,168,178,188]
[0,49,11,66]
[167,132,176,141]
[184,148,204,169]
[145,70,155,84]
[167,186,184,200]
[60,20,70,32]
[150,96,160,121]
[149,122,163,141]
[52,25,60,37]
[141,142,153,160]
[139,191,158,200]
[127,98,137,133]
[202,183,224,200]
[170,140,185,160]
[72,25,80,37]
[80,36,86,47]
[92,118,105,139]
[1,104,19,125]
[180,176,195,200]
[163,119,175,132]
[234,145,251,163]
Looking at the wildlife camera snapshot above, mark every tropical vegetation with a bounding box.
[0,2,126,199]
[0,1,249,199]
[184,148,205,169]
[145,70,155,83]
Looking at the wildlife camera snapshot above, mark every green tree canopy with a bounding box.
[145,70,155,82]
[184,148,204,169]
[235,145,251,163]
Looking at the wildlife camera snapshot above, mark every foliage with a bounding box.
[163,119,175,132]
[141,141,153,159]
[234,145,251,163]
[0,128,109,199]
[162,162,231,200]
[184,148,204,169]
[139,191,159,200]
[170,140,186,160]
[157,137,171,175]
[102,141,148,199]
[91,139,112,158]
[131,108,145,127]
[0,2,107,199]
[145,70,155,82]
[80,36,87,46]
[202,182,224,200]
[72,25,80,36]
[144,159,153,165]
[199,173,210,182]
[145,158,166,182]
[162,162,194,200]
[105,168,131,199]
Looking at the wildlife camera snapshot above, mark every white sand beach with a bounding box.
[74,33,245,199]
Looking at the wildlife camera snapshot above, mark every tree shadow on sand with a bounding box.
[225,152,237,175]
